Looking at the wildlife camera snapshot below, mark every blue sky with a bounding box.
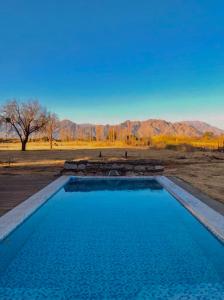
[0,0,224,128]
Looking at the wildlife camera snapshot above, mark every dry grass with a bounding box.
[0,143,224,215]
[0,141,133,151]
[1,136,224,151]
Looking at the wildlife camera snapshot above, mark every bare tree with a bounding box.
[95,125,104,141]
[0,100,49,151]
[45,113,59,149]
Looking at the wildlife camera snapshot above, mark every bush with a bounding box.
[165,143,195,152]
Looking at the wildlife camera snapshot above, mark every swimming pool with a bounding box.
[0,177,224,299]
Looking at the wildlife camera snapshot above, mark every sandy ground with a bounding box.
[0,148,224,216]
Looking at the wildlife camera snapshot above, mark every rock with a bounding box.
[77,164,86,170]
[154,165,164,172]
[110,164,124,170]
[64,162,78,170]
[108,170,120,176]
[124,164,133,171]
[100,164,112,170]
[146,166,156,171]
[77,171,84,176]
[125,171,135,176]
[134,165,146,172]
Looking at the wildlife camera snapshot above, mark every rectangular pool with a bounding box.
[0,177,224,299]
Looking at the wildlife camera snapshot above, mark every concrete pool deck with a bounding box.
[0,175,224,242]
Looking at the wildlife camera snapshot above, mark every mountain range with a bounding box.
[58,119,224,140]
[0,119,223,139]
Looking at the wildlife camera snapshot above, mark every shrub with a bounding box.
[165,143,195,152]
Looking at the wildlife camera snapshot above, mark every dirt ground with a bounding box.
[0,148,224,216]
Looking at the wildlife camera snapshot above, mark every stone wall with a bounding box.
[63,159,164,176]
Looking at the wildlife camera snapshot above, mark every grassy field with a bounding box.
[0,142,224,215]
[1,136,224,151]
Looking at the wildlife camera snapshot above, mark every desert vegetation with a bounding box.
[0,135,223,152]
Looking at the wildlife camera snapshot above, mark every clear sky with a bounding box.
[0,0,224,128]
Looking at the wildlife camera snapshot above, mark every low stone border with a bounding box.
[157,176,224,242]
[64,160,164,176]
[0,176,70,241]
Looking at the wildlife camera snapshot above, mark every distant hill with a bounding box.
[56,119,224,140]
[0,118,223,139]
[182,121,224,136]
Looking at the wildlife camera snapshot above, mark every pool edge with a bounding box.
[157,176,224,243]
[0,175,70,241]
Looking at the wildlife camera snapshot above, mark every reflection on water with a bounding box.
[64,178,163,192]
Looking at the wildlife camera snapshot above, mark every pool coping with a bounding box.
[0,176,70,241]
[0,175,224,243]
[157,176,224,243]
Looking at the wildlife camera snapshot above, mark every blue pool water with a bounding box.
[0,178,224,299]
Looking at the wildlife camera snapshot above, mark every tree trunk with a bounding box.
[21,139,28,151]
[50,133,53,150]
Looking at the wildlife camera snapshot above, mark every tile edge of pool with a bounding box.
[157,176,224,243]
[0,175,224,243]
